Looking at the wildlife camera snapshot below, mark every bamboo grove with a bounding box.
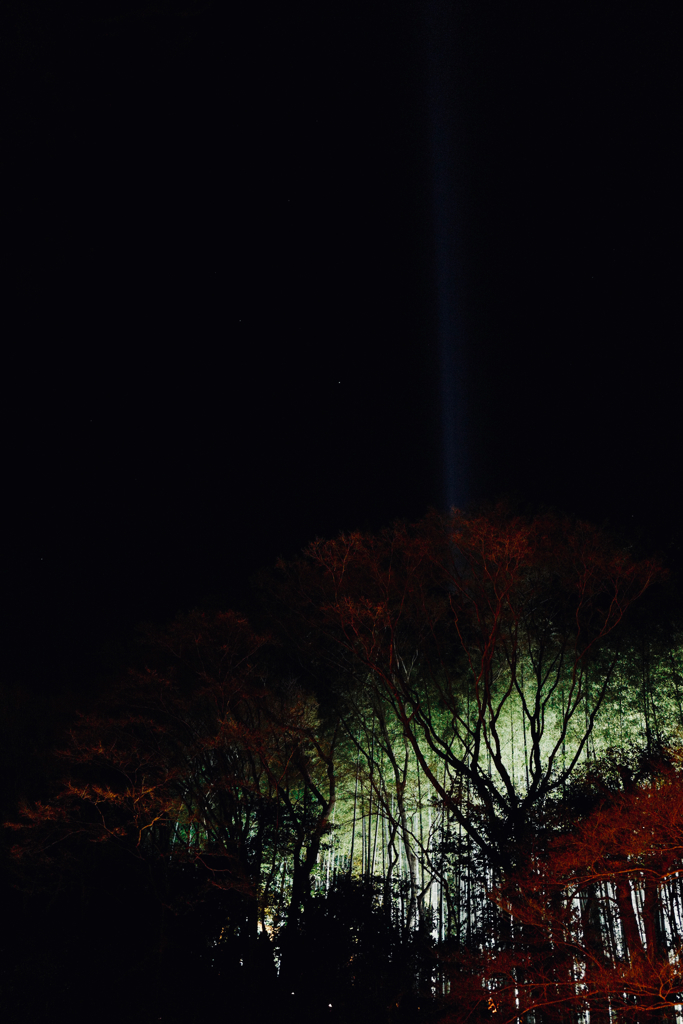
[8,508,683,1021]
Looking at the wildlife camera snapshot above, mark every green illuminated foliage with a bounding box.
[7,508,680,1021]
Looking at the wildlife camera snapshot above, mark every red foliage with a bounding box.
[441,762,683,1022]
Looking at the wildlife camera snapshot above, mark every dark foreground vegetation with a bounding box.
[2,507,683,1022]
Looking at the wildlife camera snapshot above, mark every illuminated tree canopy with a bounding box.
[7,508,683,1022]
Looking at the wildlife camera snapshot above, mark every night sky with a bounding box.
[2,1,678,696]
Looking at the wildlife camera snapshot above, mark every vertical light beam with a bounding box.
[425,0,468,511]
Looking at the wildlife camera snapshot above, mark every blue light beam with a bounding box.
[425,0,468,512]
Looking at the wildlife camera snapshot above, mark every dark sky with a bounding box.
[2,1,679,694]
